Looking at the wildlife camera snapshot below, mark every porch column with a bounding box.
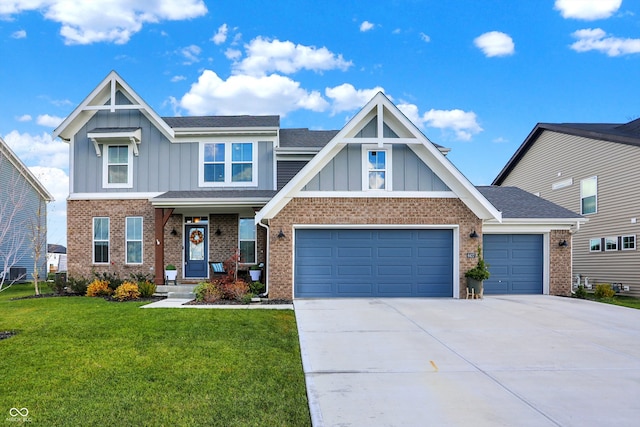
[154,208,174,285]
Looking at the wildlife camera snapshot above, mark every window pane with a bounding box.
[239,241,255,263]
[581,178,596,197]
[94,218,109,240]
[232,143,252,162]
[94,242,109,263]
[582,195,596,215]
[204,143,225,162]
[239,219,256,240]
[232,164,252,182]
[108,146,128,163]
[605,237,617,251]
[126,217,142,240]
[368,171,385,190]
[204,164,225,182]
[126,242,142,263]
[368,151,385,169]
[108,165,128,184]
[589,238,600,251]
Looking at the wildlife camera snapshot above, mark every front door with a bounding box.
[185,224,208,278]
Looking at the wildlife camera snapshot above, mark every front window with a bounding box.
[93,217,109,263]
[103,145,133,188]
[126,217,143,264]
[605,236,618,251]
[239,218,256,263]
[201,142,256,186]
[622,235,636,250]
[580,176,597,215]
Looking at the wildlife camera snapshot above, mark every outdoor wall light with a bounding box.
[559,240,568,247]
[215,227,222,236]
[277,229,286,239]
[469,230,479,239]
[170,228,177,236]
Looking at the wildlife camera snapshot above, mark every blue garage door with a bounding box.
[483,234,543,294]
[295,229,453,297]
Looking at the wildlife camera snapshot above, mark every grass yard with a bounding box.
[583,293,640,310]
[0,284,310,426]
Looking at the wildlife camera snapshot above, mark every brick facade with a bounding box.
[67,200,266,282]
[267,197,483,300]
[549,229,572,296]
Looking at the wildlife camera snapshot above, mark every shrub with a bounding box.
[195,281,223,303]
[594,283,616,299]
[219,279,249,301]
[242,293,254,304]
[48,275,67,295]
[574,285,587,299]
[249,281,265,295]
[130,272,153,283]
[86,279,112,297]
[93,272,123,290]
[114,281,140,301]
[67,277,89,295]
[138,280,157,298]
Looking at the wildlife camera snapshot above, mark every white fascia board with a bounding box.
[173,128,278,137]
[483,217,587,233]
[151,198,271,208]
[0,137,54,202]
[68,192,163,200]
[298,191,457,198]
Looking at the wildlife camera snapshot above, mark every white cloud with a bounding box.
[325,84,385,115]
[398,103,483,141]
[570,28,640,56]
[179,70,329,116]
[171,75,186,82]
[233,37,353,77]
[36,114,65,128]
[11,29,26,38]
[180,44,201,64]
[420,32,431,43]
[225,48,242,60]
[474,31,515,57]
[0,0,208,45]
[16,114,32,122]
[555,0,621,20]
[2,130,68,170]
[360,21,375,32]
[211,23,228,45]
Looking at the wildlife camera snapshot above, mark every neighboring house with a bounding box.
[47,244,67,273]
[53,71,584,299]
[0,136,53,283]
[494,119,640,297]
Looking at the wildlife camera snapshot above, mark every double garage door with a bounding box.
[294,229,544,298]
[295,229,453,297]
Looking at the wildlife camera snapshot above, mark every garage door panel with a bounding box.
[483,234,543,295]
[295,229,453,297]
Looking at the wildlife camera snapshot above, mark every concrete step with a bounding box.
[156,284,197,295]
[167,291,195,299]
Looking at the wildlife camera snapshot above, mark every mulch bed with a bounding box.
[185,298,292,306]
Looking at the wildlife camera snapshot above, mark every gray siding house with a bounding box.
[54,71,584,299]
[0,137,53,284]
[494,120,640,297]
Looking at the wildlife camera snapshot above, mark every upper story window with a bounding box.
[622,235,636,250]
[103,145,133,188]
[362,144,392,191]
[93,217,109,264]
[589,238,601,252]
[200,142,257,187]
[605,236,618,251]
[580,176,597,215]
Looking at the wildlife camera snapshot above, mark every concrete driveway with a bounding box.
[294,296,640,426]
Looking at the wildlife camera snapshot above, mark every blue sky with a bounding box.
[1,0,639,246]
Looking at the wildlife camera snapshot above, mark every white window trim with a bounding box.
[362,144,392,191]
[199,142,258,187]
[125,217,143,265]
[622,235,636,251]
[102,144,133,189]
[604,236,618,252]
[589,238,601,252]
[93,217,110,264]
[238,218,257,264]
[580,176,597,215]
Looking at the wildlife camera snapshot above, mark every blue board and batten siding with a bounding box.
[303,145,450,192]
[73,103,275,193]
[483,234,543,294]
[294,229,453,297]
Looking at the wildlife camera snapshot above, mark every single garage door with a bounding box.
[295,229,453,297]
[483,234,543,294]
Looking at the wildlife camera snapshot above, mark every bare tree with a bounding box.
[29,199,47,296]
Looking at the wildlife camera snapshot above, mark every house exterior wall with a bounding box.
[500,130,640,296]
[303,145,449,192]
[267,197,483,300]
[0,150,48,281]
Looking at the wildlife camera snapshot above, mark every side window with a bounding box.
[126,217,143,264]
[589,238,601,252]
[580,176,597,215]
[239,218,256,264]
[622,235,636,250]
[93,217,110,263]
[103,145,133,188]
[604,236,617,251]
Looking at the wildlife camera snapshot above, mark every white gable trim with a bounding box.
[53,71,174,142]
[256,92,502,223]
[0,137,54,202]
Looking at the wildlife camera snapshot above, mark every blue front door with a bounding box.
[185,225,208,278]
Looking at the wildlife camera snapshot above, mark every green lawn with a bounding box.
[583,293,640,310]
[0,284,310,426]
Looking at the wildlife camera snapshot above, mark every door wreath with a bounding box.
[189,229,204,245]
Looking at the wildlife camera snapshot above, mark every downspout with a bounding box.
[257,220,270,297]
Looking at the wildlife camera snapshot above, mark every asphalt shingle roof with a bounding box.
[279,128,339,147]
[154,190,278,199]
[162,116,280,128]
[477,186,583,219]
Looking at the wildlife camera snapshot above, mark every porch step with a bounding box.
[156,284,197,300]
[167,292,195,299]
